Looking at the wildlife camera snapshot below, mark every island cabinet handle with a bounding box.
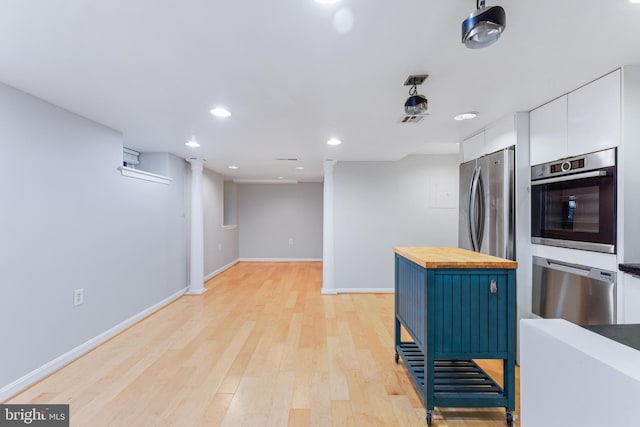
[490,280,498,294]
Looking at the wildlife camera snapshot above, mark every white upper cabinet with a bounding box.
[529,69,621,166]
[530,96,568,165]
[485,113,517,154]
[461,131,485,163]
[568,70,621,157]
[461,112,526,163]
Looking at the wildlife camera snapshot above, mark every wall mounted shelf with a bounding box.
[118,166,173,185]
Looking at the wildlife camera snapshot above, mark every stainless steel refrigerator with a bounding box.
[458,146,515,260]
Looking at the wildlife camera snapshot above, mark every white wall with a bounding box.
[237,183,323,260]
[0,82,188,397]
[333,155,459,292]
[203,169,239,277]
[223,181,238,226]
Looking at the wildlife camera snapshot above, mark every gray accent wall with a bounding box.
[0,82,188,390]
[203,170,239,276]
[237,183,323,259]
[333,155,459,291]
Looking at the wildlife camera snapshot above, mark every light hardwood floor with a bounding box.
[7,262,520,426]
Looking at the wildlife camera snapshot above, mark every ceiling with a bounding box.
[1,0,640,182]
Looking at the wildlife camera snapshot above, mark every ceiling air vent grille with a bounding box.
[275,158,300,161]
[404,74,429,86]
[399,115,426,124]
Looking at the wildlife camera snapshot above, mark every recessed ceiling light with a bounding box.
[630,0,640,4]
[185,138,200,148]
[295,166,305,170]
[454,112,479,121]
[327,138,342,146]
[228,165,239,170]
[210,107,231,118]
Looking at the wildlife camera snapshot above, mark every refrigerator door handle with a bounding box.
[469,166,480,251]
[476,167,485,252]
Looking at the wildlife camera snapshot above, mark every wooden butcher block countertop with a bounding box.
[394,247,518,269]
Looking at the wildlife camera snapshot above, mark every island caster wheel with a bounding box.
[426,410,433,427]
[394,351,399,364]
[506,411,513,427]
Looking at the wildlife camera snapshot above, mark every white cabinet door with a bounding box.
[568,69,621,157]
[485,113,516,154]
[624,273,640,323]
[530,95,568,165]
[461,131,485,163]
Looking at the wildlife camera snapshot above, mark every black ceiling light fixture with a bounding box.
[404,74,429,115]
[462,0,506,49]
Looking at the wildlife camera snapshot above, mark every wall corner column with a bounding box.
[322,159,337,295]
[186,158,206,295]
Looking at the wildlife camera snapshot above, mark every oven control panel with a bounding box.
[531,148,616,180]
[549,158,585,174]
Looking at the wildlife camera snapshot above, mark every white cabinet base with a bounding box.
[520,319,640,427]
[623,273,640,323]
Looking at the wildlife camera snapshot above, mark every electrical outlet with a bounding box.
[74,288,84,307]
[288,238,294,245]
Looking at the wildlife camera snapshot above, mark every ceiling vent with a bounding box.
[275,158,300,161]
[399,115,426,124]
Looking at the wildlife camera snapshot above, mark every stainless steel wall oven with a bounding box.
[531,148,616,253]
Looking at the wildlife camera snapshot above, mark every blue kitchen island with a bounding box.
[394,247,518,426]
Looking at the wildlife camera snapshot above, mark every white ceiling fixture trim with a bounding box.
[210,107,231,118]
[454,112,479,121]
[185,138,200,148]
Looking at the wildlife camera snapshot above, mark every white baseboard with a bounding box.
[0,287,187,402]
[335,288,395,294]
[204,259,240,282]
[238,258,322,262]
[321,288,338,295]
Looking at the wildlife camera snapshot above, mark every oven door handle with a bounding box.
[546,259,591,277]
[531,170,606,186]
[546,259,616,282]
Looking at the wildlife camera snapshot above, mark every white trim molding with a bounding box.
[233,179,298,184]
[334,288,394,294]
[0,287,187,402]
[238,258,322,262]
[118,166,173,185]
[222,224,238,230]
[204,259,240,282]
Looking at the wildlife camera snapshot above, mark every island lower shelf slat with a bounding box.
[396,342,509,408]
